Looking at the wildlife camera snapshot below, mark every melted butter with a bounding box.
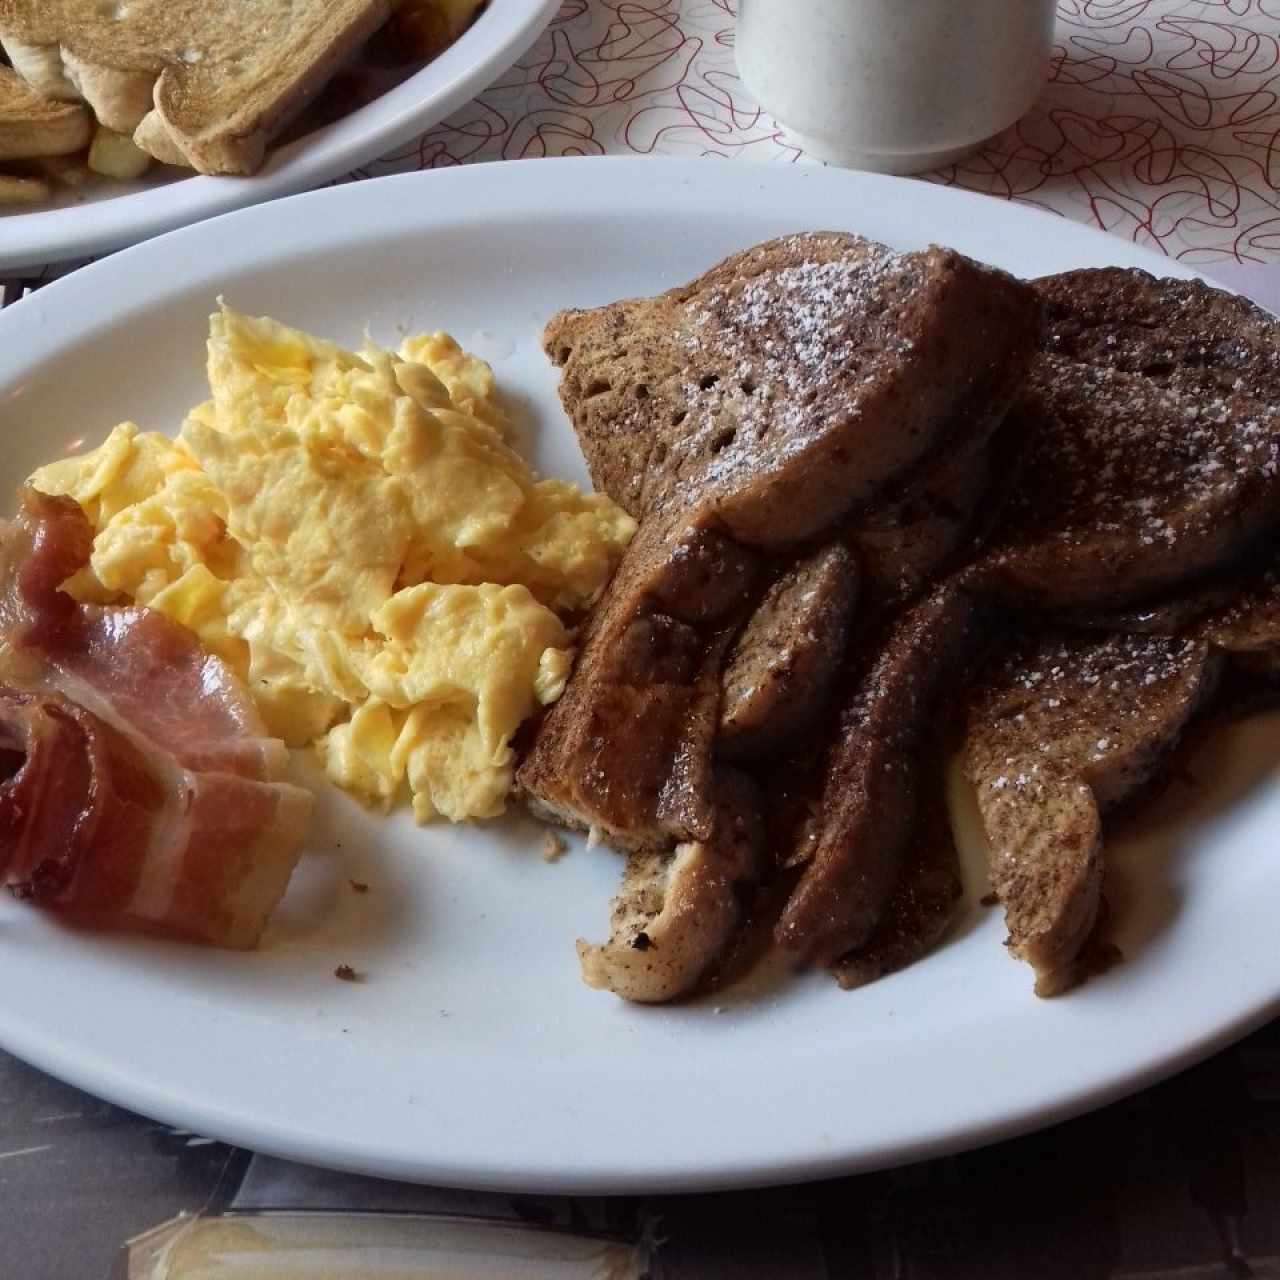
[695,874,802,1006]
[945,750,993,907]
[1105,708,1280,956]
[691,705,1280,1005]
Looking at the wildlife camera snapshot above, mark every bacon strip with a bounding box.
[0,488,312,947]
[3,489,287,779]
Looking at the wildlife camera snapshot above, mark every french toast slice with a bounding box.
[536,250,1280,1002]
[718,544,859,761]
[523,235,1039,1000]
[970,270,1280,613]
[963,630,1220,995]
[528,231,1036,828]
[518,515,764,1002]
[517,513,761,854]
[544,232,1040,546]
[830,759,964,991]
[752,267,1280,985]
[715,357,1010,764]
[774,583,990,967]
[0,0,391,174]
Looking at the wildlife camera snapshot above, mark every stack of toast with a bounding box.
[0,62,92,202]
[517,233,1280,1002]
[0,0,482,199]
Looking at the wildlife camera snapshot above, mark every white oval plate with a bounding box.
[0,158,1276,1194]
[0,0,560,272]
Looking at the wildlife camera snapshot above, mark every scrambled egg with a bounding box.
[31,305,635,822]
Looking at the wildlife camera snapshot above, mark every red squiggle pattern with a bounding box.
[360,0,1280,262]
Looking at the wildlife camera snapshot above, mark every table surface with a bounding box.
[7,3,1280,1277]
[351,0,1280,265]
[4,1017,1280,1277]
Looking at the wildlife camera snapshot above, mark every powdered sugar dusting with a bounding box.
[661,237,920,497]
[970,631,1208,804]
[990,355,1280,563]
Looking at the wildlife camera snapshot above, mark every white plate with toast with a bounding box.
[1,157,1278,1192]
[0,0,560,272]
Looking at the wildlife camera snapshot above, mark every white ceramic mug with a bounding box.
[736,0,1057,175]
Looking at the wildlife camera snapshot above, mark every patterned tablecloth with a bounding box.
[354,0,1280,265]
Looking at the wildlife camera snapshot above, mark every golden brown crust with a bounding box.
[0,0,392,174]
[0,64,90,159]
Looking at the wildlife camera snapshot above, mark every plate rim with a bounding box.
[0,157,1276,1194]
[0,0,562,272]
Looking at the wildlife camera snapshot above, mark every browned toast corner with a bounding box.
[0,0,392,174]
[0,64,91,160]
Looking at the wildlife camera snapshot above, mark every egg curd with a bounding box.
[30,305,635,822]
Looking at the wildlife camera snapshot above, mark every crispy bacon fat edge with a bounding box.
[0,487,313,947]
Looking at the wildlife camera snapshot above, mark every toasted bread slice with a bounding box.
[964,630,1220,995]
[544,232,1040,547]
[0,0,391,174]
[0,171,49,202]
[1,32,78,100]
[0,64,90,160]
